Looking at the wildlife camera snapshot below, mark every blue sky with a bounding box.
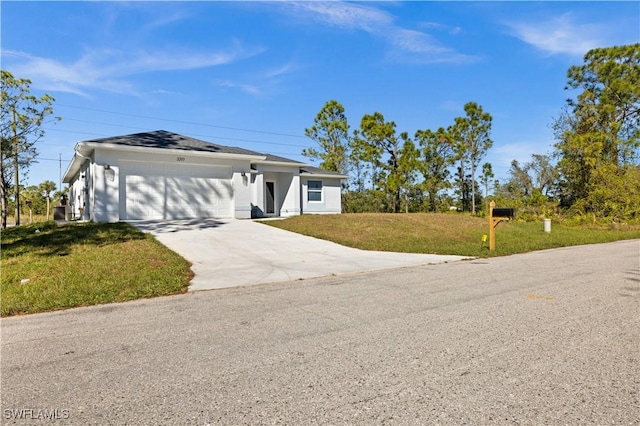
[2,1,638,189]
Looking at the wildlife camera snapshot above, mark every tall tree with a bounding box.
[39,180,56,221]
[480,162,494,199]
[554,43,640,217]
[347,129,372,192]
[414,126,456,212]
[528,154,559,197]
[1,70,57,228]
[357,112,403,212]
[502,154,560,203]
[302,100,349,174]
[453,102,493,214]
[506,160,533,198]
[396,133,419,213]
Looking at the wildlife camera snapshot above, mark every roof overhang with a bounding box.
[253,160,308,167]
[300,172,349,179]
[81,142,267,161]
[62,142,267,183]
[62,144,93,183]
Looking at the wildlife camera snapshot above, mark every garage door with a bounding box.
[122,162,233,220]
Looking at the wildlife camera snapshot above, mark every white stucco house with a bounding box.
[62,130,347,222]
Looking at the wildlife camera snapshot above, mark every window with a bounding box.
[307,180,322,202]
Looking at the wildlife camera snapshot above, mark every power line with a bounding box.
[48,119,311,148]
[55,103,308,139]
[33,157,64,162]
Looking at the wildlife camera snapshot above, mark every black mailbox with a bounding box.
[492,208,514,219]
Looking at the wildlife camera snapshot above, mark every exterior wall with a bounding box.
[251,164,300,218]
[68,161,90,220]
[65,145,344,221]
[251,172,264,218]
[92,150,120,222]
[279,174,300,217]
[232,169,252,219]
[78,148,252,221]
[301,176,343,214]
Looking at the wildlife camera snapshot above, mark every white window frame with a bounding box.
[307,180,323,202]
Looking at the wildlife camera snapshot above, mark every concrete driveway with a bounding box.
[131,218,467,291]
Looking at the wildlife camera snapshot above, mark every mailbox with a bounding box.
[492,208,514,219]
[488,202,514,252]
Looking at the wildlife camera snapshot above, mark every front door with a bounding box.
[266,182,275,215]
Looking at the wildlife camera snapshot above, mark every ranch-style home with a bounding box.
[62,130,347,222]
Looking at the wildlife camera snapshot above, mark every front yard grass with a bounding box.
[1,221,192,317]
[3,214,638,317]
[263,213,640,257]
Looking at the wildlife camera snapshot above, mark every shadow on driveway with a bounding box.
[128,218,227,233]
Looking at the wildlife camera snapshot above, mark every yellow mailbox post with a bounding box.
[488,201,514,251]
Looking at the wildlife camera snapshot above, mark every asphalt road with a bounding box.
[1,240,639,425]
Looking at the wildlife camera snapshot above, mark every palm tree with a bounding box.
[39,180,56,220]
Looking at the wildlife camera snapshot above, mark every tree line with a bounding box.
[3,180,65,223]
[1,44,638,228]
[303,44,640,222]
[303,98,495,215]
[1,70,59,228]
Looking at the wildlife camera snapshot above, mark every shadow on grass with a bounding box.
[1,221,146,259]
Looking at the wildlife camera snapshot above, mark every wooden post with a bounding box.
[488,201,512,251]
[489,201,496,251]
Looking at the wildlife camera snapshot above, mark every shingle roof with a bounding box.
[261,153,306,164]
[79,130,344,178]
[82,130,265,156]
[300,165,348,177]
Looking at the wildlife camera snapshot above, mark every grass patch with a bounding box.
[263,213,640,257]
[1,221,192,317]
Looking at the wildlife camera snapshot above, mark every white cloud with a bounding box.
[419,21,462,35]
[213,60,299,97]
[215,80,262,96]
[1,43,263,97]
[504,13,605,57]
[263,62,297,79]
[286,1,394,33]
[281,1,475,64]
[388,29,476,64]
[488,140,556,178]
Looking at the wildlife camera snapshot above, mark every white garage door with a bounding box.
[122,162,233,220]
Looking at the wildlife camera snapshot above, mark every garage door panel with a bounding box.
[122,163,233,220]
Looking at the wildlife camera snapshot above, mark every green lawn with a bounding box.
[2,214,638,317]
[262,213,640,257]
[1,221,192,317]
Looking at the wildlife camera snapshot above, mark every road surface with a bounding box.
[2,240,639,424]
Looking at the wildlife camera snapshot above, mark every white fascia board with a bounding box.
[62,154,85,183]
[301,172,349,179]
[303,174,349,179]
[83,142,267,161]
[254,160,309,168]
[62,143,94,183]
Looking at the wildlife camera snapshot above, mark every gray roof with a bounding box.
[76,130,344,177]
[300,165,348,177]
[81,130,265,156]
[261,153,306,164]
